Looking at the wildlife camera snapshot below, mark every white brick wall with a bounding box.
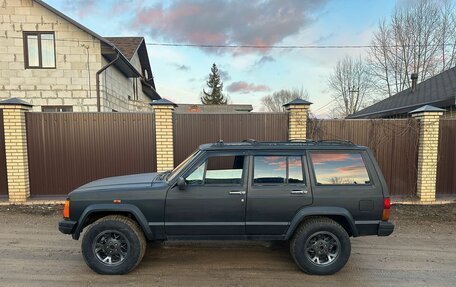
[0,0,152,112]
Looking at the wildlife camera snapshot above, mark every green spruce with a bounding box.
[201,63,227,105]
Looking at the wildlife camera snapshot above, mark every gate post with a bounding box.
[0,98,32,203]
[410,105,445,203]
[284,98,312,141]
[150,99,177,172]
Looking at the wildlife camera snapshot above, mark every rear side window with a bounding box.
[253,156,304,185]
[309,152,370,185]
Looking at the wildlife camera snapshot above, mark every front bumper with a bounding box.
[377,221,394,236]
[58,220,77,235]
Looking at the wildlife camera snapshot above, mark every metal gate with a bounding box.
[26,112,157,196]
[173,113,289,166]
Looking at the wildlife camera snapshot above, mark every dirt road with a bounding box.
[0,204,455,287]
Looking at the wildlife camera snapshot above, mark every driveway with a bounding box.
[0,204,455,287]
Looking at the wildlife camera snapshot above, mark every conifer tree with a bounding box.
[201,63,227,105]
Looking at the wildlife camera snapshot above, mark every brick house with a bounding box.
[0,0,161,112]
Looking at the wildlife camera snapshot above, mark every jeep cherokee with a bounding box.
[58,140,394,275]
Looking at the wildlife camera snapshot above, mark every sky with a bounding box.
[43,0,409,116]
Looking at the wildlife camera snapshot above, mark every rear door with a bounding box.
[246,152,313,235]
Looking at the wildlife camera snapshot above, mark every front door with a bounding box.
[165,152,247,236]
[246,153,313,235]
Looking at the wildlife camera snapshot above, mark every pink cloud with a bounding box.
[226,81,271,94]
[310,153,352,165]
[130,0,329,54]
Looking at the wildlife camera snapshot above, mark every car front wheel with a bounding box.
[81,215,146,275]
[290,217,351,275]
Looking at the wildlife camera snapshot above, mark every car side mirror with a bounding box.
[177,177,187,190]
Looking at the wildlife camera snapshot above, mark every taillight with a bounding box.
[382,198,391,221]
[63,199,70,219]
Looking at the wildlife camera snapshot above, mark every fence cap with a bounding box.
[409,105,445,114]
[283,98,313,107]
[149,98,177,107]
[0,97,33,107]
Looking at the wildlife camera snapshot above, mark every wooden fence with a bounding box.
[26,113,156,196]
[173,113,289,165]
[0,110,7,197]
[307,119,420,196]
[436,119,456,195]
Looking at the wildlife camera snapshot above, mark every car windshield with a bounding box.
[167,149,201,181]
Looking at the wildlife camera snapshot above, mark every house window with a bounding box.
[41,106,73,112]
[23,32,56,69]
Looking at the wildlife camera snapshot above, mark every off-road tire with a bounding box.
[290,217,351,275]
[81,215,147,275]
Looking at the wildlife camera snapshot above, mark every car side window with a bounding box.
[309,151,371,185]
[185,155,245,185]
[185,162,205,184]
[253,156,304,185]
[205,155,244,185]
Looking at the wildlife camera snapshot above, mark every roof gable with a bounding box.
[105,37,144,60]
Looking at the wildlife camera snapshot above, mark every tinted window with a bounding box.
[253,156,305,185]
[254,156,286,184]
[205,156,244,185]
[310,152,370,185]
[288,156,304,184]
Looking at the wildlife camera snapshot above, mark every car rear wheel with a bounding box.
[81,215,146,275]
[290,217,351,275]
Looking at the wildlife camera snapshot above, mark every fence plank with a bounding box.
[307,119,419,196]
[0,110,7,196]
[173,113,288,166]
[26,113,156,196]
[436,119,456,195]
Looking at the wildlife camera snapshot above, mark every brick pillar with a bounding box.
[283,98,313,141]
[150,99,177,172]
[0,98,32,203]
[410,105,445,203]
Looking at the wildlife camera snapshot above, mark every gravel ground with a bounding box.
[0,204,455,287]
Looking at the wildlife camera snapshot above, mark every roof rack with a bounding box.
[209,139,355,147]
[315,140,354,145]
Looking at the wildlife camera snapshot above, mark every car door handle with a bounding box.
[229,191,246,195]
[291,190,307,194]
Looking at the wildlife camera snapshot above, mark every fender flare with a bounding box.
[72,204,153,240]
[284,206,359,239]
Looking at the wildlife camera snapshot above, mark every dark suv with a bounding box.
[59,140,394,275]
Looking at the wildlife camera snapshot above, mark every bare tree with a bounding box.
[261,88,309,112]
[328,56,374,117]
[369,0,456,97]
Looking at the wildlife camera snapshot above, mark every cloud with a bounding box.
[172,63,190,71]
[314,32,335,44]
[62,0,97,18]
[131,0,329,54]
[218,69,231,81]
[227,81,271,94]
[251,56,275,69]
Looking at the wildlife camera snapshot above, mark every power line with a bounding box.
[145,42,456,49]
[1,35,455,50]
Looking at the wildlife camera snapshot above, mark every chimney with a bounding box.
[411,73,418,92]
